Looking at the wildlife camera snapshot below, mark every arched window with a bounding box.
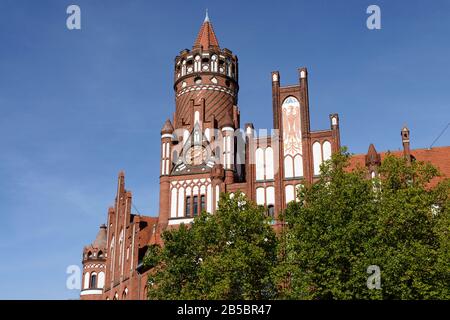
[87,251,92,259]
[109,235,115,271]
[113,293,118,300]
[267,205,275,218]
[181,60,186,76]
[185,196,191,217]
[284,156,294,178]
[98,251,104,258]
[200,195,206,213]
[211,55,218,72]
[118,229,124,267]
[90,273,97,289]
[122,288,128,300]
[256,187,265,205]
[266,186,275,206]
[294,154,303,177]
[193,195,199,216]
[97,271,105,288]
[83,272,90,289]
[194,55,201,72]
[265,147,274,180]
[322,141,332,162]
[255,148,265,181]
[313,142,322,176]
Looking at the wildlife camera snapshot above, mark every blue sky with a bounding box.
[0,0,449,299]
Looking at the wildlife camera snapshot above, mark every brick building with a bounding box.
[80,14,450,300]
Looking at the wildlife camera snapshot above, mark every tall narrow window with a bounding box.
[193,196,199,216]
[194,55,201,72]
[90,273,97,289]
[211,55,218,72]
[267,205,275,218]
[185,196,191,217]
[200,195,206,213]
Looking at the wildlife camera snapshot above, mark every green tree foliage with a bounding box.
[277,149,450,299]
[144,192,278,300]
[144,149,449,300]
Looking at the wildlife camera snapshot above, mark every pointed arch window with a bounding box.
[118,229,124,267]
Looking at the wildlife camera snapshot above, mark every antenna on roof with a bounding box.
[132,203,142,216]
[429,122,450,149]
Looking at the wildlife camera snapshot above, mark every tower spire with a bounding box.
[194,10,219,49]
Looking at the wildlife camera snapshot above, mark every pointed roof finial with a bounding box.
[194,9,219,49]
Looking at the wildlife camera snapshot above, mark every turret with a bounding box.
[80,224,107,300]
[221,110,235,183]
[401,126,411,164]
[160,119,174,176]
[329,113,340,153]
[158,119,174,229]
[173,11,239,130]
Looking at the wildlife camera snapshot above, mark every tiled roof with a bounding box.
[92,224,107,249]
[348,146,450,187]
[193,15,219,49]
[161,118,174,134]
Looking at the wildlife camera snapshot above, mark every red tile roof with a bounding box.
[348,146,450,187]
[194,17,219,49]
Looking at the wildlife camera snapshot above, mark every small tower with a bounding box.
[159,119,174,230]
[401,126,411,163]
[80,224,107,300]
[329,113,341,153]
[161,119,174,176]
[173,11,239,130]
[158,12,242,228]
[221,110,235,183]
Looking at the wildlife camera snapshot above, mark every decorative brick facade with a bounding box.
[80,14,450,300]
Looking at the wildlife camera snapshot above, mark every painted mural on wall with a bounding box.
[282,97,302,156]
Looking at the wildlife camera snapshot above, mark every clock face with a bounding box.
[185,146,207,166]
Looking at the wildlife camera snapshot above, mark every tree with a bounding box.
[143,192,278,300]
[277,148,450,299]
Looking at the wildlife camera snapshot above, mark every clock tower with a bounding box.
[158,12,241,230]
